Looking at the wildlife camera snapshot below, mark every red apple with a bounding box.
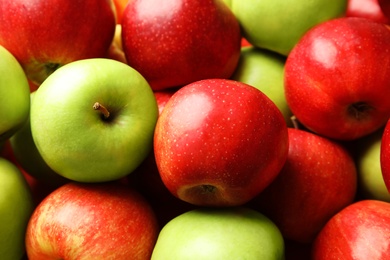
[25,182,159,259]
[347,0,389,24]
[121,0,241,90]
[284,17,390,140]
[0,0,116,85]
[113,0,129,23]
[154,79,289,207]
[312,199,390,259]
[379,0,390,19]
[154,88,178,115]
[380,119,390,192]
[248,128,357,244]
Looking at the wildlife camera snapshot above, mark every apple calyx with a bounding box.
[93,102,110,119]
[347,101,373,121]
[25,61,62,85]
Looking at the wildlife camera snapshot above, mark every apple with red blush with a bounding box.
[154,78,289,207]
[379,0,390,19]
[248,128,357,244]
[285,17,390,140]
[380,119,390,192]
[0,0,116,85]
[25,182,159,259]
[312,200,390,259]
[347,0,389,24]
[121,0,241,90]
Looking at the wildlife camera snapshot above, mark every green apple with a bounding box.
[31,58,159,183]
[10,92,69,187]
[231,46,293,126]
[229,0,348,55]
[0,45,30,142]
[151,207,285,259]
[0,157,34,260]
[354,127,390,202]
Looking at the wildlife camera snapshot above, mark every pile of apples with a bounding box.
[1,0,390,259]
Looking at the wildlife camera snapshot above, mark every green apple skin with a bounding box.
[10,92,69,187]
[151,207,285,260]
[230,0,348,55]
[0,157,35,260]
[354,127,390,202]
[231,46,293,126]
[0,45,30,142]
[31,58,158,183]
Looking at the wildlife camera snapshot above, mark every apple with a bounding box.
[154,79,289,207]
[312,199,390,259]
[106,24,128,64]
[25,181,159,259]
[151,207,285,259]
[0,45,30,143]
[153,88,178,115]
[379,0,390,19]
[0,157,34,260]
[380,119,390,191]
[9,92,69,188]
[30,58,159,183]
[113,0,129,23]
[121,0,242,90]
[347,0,389,24]
[352,127,390,202]
[229,0,348,55]
[284,17,390,141]
[230,46,293,126]
[0,0,117,85]
[248,128,357,244]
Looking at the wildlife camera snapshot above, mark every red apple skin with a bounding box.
[121,0,241,91]
[153,88,178,115]
[0,0,116,85]
[284,17,390,141]
[347,0,389,24]
[380,119,390,191]
[25,182,159,259]
[154,79,289,207]
[379,0,390,19]
[312,200,390,259]
[248,128,357,244]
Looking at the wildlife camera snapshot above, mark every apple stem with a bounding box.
[93,102,110,119]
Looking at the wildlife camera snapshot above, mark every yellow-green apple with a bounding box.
[353,127,390,202]
[380,119,390,192]
[0,157,34,260]
[154,79,289,207]
[121,0,241,90]
[0,0,116,85]
[0,45,30,143]
[10,92,69,188]
[30,58,158,183]
[230,46,293,126]
[284,17,390,141]
[25,182,159,259]
[347,0,389,24]
[151,207,285,259]
[228,0,347,55]
[312,200,390,259]
[248,128,357,244]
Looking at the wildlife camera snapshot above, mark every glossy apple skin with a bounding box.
[347,0,389,24]
[154,79,289,207]
[248,128,357,243]
[0,157,34,260]
[0,45,30,143]
[0,0,116,85]
[380,119,390,191]
[121,0,241,90]
[312,200,390,259]
[285,17,390,140]
[151,207,285,259]
[25,182,159,259]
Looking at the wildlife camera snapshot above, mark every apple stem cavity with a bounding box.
[347,102,373,120]
[93,102,110,119]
